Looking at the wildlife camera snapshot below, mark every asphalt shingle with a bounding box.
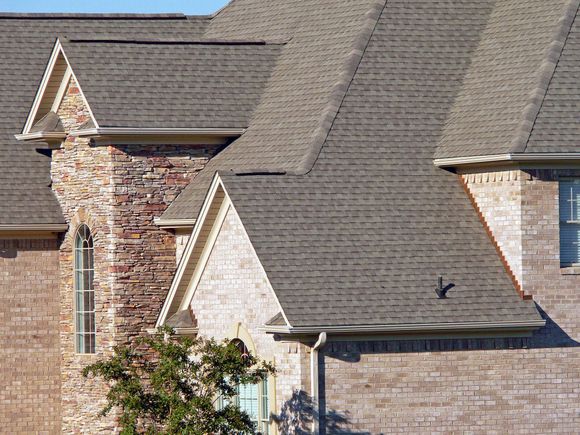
[60,39,282,129]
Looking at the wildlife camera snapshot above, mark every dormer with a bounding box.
[16,37,283,146]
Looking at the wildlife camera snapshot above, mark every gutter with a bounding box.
[14,131,67,142]
[311,332,327,435]
[0,224,68,232]
[264,319,546,335]
[434,153,580,167]
[70,127,246,138]
[154,217,197,229]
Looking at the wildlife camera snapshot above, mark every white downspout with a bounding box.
[311,332,327,434]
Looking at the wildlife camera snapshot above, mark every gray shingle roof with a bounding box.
[526,2,580,153]
[179,0,541,328]
[436,0,579,159]
[60,39,282,129]
[162,0,386,219]
[0,14,209,225]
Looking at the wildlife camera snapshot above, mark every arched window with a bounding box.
[225,339,271,433]
[74,224,95,354]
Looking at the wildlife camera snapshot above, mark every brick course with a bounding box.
[0,238,61,434]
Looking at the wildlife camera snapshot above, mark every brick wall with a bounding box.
[190,205,311,433]
[53,77,217,432]
[315,168,580,433]
[321,342,580,433]
[0,238,61,434]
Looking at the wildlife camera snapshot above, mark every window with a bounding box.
[559,179,580,266]
[74,224,96,353]
[221,339,271,434]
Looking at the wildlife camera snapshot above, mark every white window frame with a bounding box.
[74,224,96,354]
[559,178,580,267]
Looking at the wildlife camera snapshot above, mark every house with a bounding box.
[0,0,579,433]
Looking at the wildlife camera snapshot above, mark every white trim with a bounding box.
[154,218,197,229]
[22,40,63,134]
[14,132,67,142]
[264,319,546,335]
[156,174,224,328]
[0,224,68,232]
[177,195,231,311]
[434,153,580,167]
[70,127,246,138]
[51,66,72,113]
[22,39,99,134]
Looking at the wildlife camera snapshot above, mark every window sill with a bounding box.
[560,266,580,275]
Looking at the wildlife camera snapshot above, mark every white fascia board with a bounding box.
[434,153,580,167]
[263,319,546,335]
[22,39,99,134]
[14,132,67,142]
[156,173,224,328]
[0,224,68,232]
[154,218,197,229]
[177,195,232,311]
[22,40,63,134]
[70,127,246,138]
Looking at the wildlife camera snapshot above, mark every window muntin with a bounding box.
[559,179,580,266]
[74,224,96,353]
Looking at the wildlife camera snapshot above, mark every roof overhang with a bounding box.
[70,127,245,144]
[14,131,67,144]
[0,223,68,232]
[264,319,546,337]
[154,218,197,229]
[434,153,580,167]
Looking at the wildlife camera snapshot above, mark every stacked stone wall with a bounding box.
[52,77,216,432]
[0,238,61,434]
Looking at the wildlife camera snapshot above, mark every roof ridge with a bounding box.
[0,12,194,20]
[292,0,388,176]
[510,0,580,153]
[63,37,286,46]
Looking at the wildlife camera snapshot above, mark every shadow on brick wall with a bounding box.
[273,389,371,435]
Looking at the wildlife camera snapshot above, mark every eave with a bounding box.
[14,131,67,143]
[154,217,197,229]
[264,319,546,336]
[434,153,580,167]
[70,127,246,138]
[0,223,68,232]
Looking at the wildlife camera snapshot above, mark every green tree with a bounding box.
[82,327,275,434]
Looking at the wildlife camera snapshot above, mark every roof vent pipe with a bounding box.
[311,332,327,434]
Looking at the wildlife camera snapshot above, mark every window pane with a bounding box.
[76,333,84,352]
[560,223,580,265]
[238,382,259,421]
[559,180,580,222]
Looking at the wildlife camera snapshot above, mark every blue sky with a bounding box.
[0,1,230,15]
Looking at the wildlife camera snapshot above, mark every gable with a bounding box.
[156,175,289,329]
[21,40,97,136]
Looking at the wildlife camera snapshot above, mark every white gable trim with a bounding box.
[177,193,232,311]
[156,174,291,330]
[22,39,99,134]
